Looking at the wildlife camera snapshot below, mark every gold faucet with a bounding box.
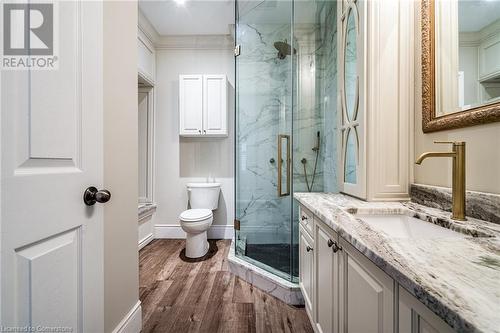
[415,141,466,221]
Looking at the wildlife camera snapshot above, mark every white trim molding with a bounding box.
[155,224,233,239]
[138,233,154,250]
[111,301,142,333]
[155,35,234,50]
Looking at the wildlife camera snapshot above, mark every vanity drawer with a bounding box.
[299,205,314,238]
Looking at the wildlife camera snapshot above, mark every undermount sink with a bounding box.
[356,214,465,239]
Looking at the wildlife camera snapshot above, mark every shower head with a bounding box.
[273,40,296,60]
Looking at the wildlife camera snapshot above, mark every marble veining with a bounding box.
[235,1,338,252]
[294,192,500,333]
[411,183,500,225]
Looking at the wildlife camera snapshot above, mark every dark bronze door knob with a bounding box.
[84,186,111,206]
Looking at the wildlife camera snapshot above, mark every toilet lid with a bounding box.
[180,209,212,222]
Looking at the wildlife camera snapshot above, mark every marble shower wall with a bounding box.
[236,1,338,246]
[236,22,294,244]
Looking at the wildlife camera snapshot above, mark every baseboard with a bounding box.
[154,224,233,239]
[138,233,154,250]
[111,301,142,333]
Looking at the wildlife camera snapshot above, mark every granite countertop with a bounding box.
[294,192,500,333]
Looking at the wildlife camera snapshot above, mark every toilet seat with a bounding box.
[180,209,212,222]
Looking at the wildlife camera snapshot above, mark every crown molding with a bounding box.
[155,34,234,50]
[138,9,160,45]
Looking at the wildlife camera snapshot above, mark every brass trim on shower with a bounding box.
[277,134,291,197]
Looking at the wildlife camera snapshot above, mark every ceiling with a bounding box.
[139,0,235,36]
[459,0,500,32]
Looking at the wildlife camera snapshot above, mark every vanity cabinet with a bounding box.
[298,203,457,333]
[179,74,227,137]
[339,237,394,333]
[399,286,454,333]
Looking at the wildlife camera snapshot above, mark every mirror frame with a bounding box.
[421,0,500,133]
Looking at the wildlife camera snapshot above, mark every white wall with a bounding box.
[154,44,235,234]
[103,2,140,332]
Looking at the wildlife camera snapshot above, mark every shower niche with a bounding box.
[234,0,338,282]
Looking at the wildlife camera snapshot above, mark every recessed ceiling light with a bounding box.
[174,0,186,6]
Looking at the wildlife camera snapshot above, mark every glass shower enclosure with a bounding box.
[235,0,338,281]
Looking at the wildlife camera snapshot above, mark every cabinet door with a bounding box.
[399,286,454,333]
[339,238,394,333]
[203,75,227,136]
[299,225,314,319]
[179,75,203,136]
[315,223,338,333]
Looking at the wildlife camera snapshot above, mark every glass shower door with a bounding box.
[235,0,295,280]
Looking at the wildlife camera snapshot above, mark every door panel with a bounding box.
[316,225,336,333]
[203,75,227,135]
[179,75,203,135]
[399,286,455,333]
[299,226,313,314]
[29,2,80,160]
[340,238,394,333]
[1,1,104,331]
[16,229,81,328]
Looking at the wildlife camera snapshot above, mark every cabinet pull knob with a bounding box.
[327,239,334,247]
[203,129,206,134]
[301,216,308,221]
[306,246,313,252]
[198,129,201,133]
[332,242,342,253]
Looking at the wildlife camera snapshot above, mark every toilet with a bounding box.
[179,182,221,258]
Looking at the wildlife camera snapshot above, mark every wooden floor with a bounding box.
[140,239,314,333]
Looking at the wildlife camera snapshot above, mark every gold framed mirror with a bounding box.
[421,0,500,132]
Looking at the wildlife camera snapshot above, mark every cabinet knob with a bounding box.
[198,129,201,133]
[204,129,206,134]
[327,239,334,247]
[301,215,308,221]
[332,242,342,253]
[306,246,313,252]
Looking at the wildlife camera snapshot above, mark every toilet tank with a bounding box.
[187,183,221,210]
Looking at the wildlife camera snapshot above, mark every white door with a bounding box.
[179,75,203,136]
[1,2,104,332]
[203,74,227,136]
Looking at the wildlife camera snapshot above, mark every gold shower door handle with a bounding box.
[277,134,291,197]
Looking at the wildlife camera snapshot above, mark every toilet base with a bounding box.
[185,231,209,258]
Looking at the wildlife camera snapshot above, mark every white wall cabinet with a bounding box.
[298,204,454,333]
[479,31,500,82]
[179,74,227,137]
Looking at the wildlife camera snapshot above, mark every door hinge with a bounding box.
[234,44,241,57]
[234,219,240,230]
